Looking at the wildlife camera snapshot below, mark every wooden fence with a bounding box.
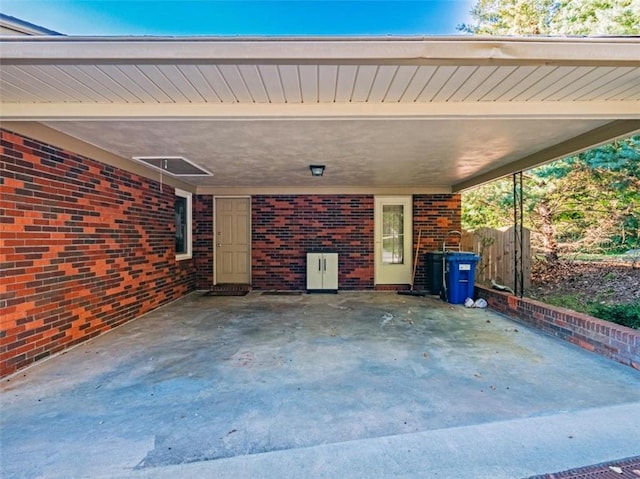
[461,226,531,291]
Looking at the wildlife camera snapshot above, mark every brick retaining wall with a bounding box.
[476,285,640,370]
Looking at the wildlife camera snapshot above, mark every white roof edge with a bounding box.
[1,34,639,42]
[2,35,639,64]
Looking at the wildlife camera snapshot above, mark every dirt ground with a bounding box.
[528,260,640,306]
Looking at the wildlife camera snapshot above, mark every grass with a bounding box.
[563,252,639,265]
[544,294,640,329]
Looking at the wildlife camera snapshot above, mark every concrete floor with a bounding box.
[1,292,639,479]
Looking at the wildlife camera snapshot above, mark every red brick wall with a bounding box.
[252,195,375,290]
[250,194,461,290]
[476,285,640,370]
[194,195,213,290]
[413,194,462,290]
[0,129,196,377]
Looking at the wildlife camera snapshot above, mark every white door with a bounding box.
[215,197,251,284]
[374,196,413,285]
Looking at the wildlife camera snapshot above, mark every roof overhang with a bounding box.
[0,13,63,36]
[1,36,639,194]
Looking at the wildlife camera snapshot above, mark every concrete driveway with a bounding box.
[2,292,639,479]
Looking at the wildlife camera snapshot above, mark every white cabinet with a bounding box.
[307,252,338,292]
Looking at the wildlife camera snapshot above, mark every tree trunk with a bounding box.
[537,200,558,263]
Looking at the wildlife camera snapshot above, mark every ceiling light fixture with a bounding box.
[309,165,325,177]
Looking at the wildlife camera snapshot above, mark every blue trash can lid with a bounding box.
[445,252,480,261]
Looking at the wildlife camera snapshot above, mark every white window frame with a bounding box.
[175,188,193,261]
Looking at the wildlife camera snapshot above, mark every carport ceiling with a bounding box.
[1,36,639,193]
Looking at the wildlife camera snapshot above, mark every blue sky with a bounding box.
[1,0,475,36]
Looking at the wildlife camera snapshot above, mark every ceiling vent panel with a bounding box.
[132,156,212,177]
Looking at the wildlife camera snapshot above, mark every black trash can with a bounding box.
[425,252,444,295]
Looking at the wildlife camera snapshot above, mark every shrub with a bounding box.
[588,302,640,329]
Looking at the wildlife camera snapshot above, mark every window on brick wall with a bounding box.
[175,188,192,260]
[382,204,405,264]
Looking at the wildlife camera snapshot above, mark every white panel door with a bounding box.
[374,196,413,285]
[215,197,250,284]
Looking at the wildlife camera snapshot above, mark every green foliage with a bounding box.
[458,0,557,34]
[542,294,640,329]
[539,150,640,252]
[462,137,640,254]
[551,0,640,35]
[459,0,640,322]
[589,302,640,329]
[459,0,640,35]
[579,137,640,176]
[461,177,514,229]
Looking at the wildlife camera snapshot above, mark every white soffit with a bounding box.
[1,36,639,192]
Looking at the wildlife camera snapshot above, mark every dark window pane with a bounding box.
[175,196,187,254]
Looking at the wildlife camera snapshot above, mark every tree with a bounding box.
[531,157,634,256]
[462,137,640,260]
[459,0,640,35]
[459,0,640,262]
[458,0,557,34]
[461,178,513,229]
[551,0,640,35]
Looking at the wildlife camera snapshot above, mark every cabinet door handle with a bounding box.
[318,258,322,271]
[323,258,327,271]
